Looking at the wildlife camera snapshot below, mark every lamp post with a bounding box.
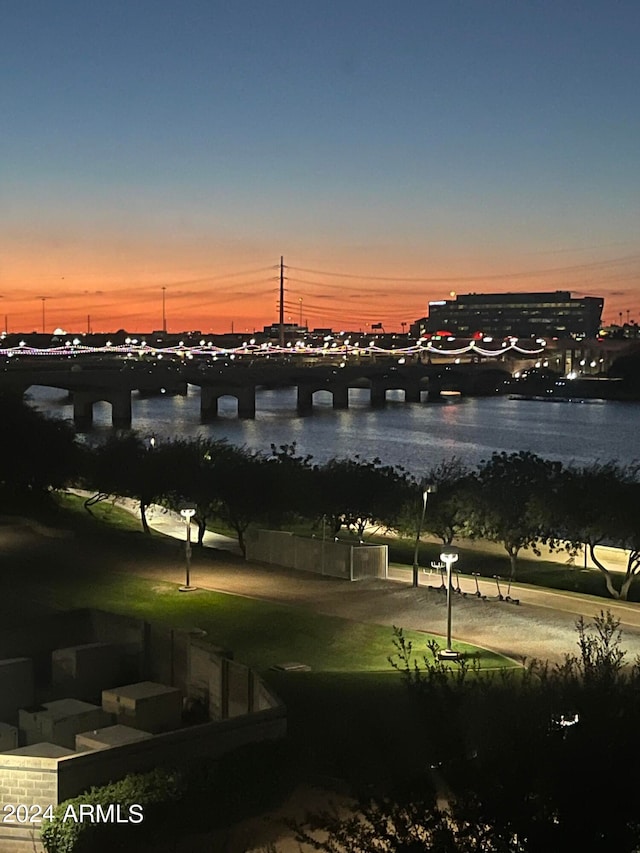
[179,507,197,592]
[439,547,460,659]
[412,483,437,587]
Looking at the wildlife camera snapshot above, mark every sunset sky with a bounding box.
[2,1,639,334]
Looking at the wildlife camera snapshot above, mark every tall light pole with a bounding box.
[412,483,437,587]
[179,507,197,591]
[439,547,460,659]
[162,287,167,333]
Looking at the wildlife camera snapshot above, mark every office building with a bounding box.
[413,291,603,339]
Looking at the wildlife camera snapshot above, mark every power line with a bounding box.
[289,253,640,283]
[158,265,277,287]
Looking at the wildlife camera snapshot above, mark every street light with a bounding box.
[412,483,437,587]
[439,547,460,660]
[179,507,197,592]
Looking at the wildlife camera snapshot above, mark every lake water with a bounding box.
[27,385,640,471]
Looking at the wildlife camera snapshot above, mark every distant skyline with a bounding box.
[2,1,639,333]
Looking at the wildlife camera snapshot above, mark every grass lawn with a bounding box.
[13,564,511,674]
[57,491,144,532]
[1,498,519,792]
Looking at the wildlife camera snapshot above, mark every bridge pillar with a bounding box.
[237,386,256,419]
[111,390,132,428]
[370,381,386,408]
[73,391,94,430]
[297,385,314,415]
[332,385,349,410]
[405,382,422,403]
[72,389,132,429]
[200,386,219,421]
[168,379,188,396]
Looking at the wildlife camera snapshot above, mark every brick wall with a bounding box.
[0,754,58,851]
[0,705,286,850]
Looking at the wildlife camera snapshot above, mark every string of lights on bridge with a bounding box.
[0,338,544,360]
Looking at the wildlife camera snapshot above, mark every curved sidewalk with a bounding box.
[111,496,640,665]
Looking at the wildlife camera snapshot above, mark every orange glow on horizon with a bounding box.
[1,245,638,334]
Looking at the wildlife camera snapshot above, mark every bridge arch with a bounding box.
[72,389,132,429]
[200,385,256,420]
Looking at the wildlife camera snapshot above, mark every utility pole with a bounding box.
[39,297,49,334]
[162,287,167,333]
[279,255,285,347]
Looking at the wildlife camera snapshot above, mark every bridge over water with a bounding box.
[0,357,513,428]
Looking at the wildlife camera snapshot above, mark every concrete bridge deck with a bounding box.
[0,358,513,428]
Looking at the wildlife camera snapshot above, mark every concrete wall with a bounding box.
[51,642,127,702]
[0,723,18,752]
[0,610,287,850]
[246,528,388,580]
[0,659,34,725]
[188,639,224,719]
[56,705,286,801]
[0,705,285,851]
[0,610,94,688]
[102,683,182,733]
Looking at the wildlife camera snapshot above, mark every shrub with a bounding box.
[41,768,181,853]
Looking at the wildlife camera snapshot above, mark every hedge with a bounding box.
[40,768,181,853]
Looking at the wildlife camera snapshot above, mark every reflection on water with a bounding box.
[26,385,640,470]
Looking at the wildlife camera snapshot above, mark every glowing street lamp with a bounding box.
[439,547,460,660]
[179,507,197,592]
[412,483,437,587]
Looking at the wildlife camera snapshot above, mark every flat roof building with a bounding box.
[413,291,604,339]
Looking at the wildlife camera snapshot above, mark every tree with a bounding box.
[213,446,276,555]
[0,393,79,508]
[469,451,563,578]
[82,432,168,533]
[291,793,527,852]
[154,436,231,546]
[422,457,474,546]
[264,442,318,528]
[541,462,640,600]
[314,456,412,538]
[159,439,315,551]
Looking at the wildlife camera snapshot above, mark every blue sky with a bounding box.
[1,0,639,332]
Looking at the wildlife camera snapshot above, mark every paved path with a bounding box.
[104,496,640,666]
